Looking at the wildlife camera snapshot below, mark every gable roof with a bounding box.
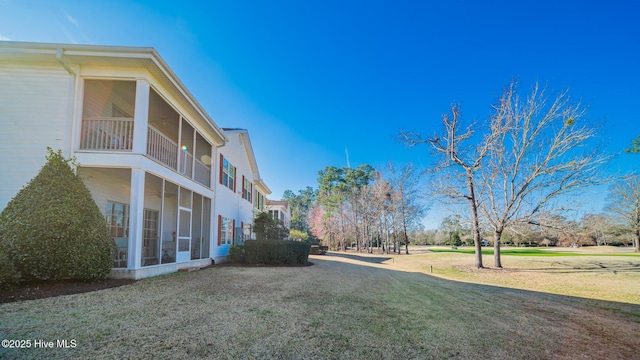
[266,199,289,210]
[222,128,271,195]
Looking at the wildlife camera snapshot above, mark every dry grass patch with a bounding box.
[0,252,638,359]
[390,246,640,304]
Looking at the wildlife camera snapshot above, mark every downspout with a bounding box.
[56,48,76,76]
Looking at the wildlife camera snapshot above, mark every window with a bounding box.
[142,209,159,266]
[219,154,236,191]
[242,176,252,202]
[242,222,252,241]
[106,201,129,268]
[106,201,129,238]
[254,190,264,211]
[218,215,234,245]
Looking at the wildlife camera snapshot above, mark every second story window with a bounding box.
[219,154,236,191]
[242,176,252,202]
[254,190,265,211]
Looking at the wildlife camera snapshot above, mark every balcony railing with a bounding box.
[147,125,178,170]
[179,151,193,178]
[81,120,211,187]
[80,117,134,151]
[194,158,211,187]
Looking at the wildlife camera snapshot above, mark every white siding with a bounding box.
[214,132,258,257]
[0,64,74,210]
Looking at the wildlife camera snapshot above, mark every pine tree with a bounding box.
[626,135,640,153]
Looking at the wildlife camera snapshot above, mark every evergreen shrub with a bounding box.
[0,148,114,281]
[229,245,243,263]
[0,249,19,287]
[244,240,311,265]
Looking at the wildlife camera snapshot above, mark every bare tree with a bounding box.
[479,81,612,267]
[605,176,640,251]
[401,105,502,268]
[387,162,427,254]
[581,213,614,246]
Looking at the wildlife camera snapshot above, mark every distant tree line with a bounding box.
[408,211,637,249]
[283,163,426,254]
[283,81,639,263]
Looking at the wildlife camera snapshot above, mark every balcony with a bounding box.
[81,80,212,187]
[80,117,134,151]
[147,124,178,170]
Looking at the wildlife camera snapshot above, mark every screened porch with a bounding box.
[80,79,213,187]
[79,168,212,269]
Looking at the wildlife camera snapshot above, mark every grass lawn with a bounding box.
[429,246,639,256]
[397,246,640,304]
[1,248,639,359]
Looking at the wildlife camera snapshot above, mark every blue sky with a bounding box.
[1,0,638,228]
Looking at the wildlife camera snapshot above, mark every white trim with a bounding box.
[72,77,85,153]
[129,169,145,269]
[110,258,211,280]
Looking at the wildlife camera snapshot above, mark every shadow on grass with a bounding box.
[312,256,640,318]
[430,247,640,257]
[488,260,640,274]
[323,251,392,264]
[509,265,640,274]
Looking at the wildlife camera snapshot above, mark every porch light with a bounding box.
[181,145,189,152]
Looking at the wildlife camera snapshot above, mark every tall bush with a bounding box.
[254,212,289,240]
[0,148,114,281]
[0,249,19,287]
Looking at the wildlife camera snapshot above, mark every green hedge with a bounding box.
[229,245,243,263]
[244,240,311,265]
[0,249,19,287]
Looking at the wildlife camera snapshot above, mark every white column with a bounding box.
[71,76,84,154]
[128,168,145,269]
[132,79,150,154]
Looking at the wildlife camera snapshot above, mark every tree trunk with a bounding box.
[493,228,503,268]
[635,209,640,252]
[404,226,408,254]
[466,168,483,268]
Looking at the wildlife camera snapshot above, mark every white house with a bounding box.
[0,41,272,279]
[265,199,291,230]
[214,128,271,255]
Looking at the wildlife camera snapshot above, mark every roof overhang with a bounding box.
[0,41,227,146]
[222,128,271,194]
